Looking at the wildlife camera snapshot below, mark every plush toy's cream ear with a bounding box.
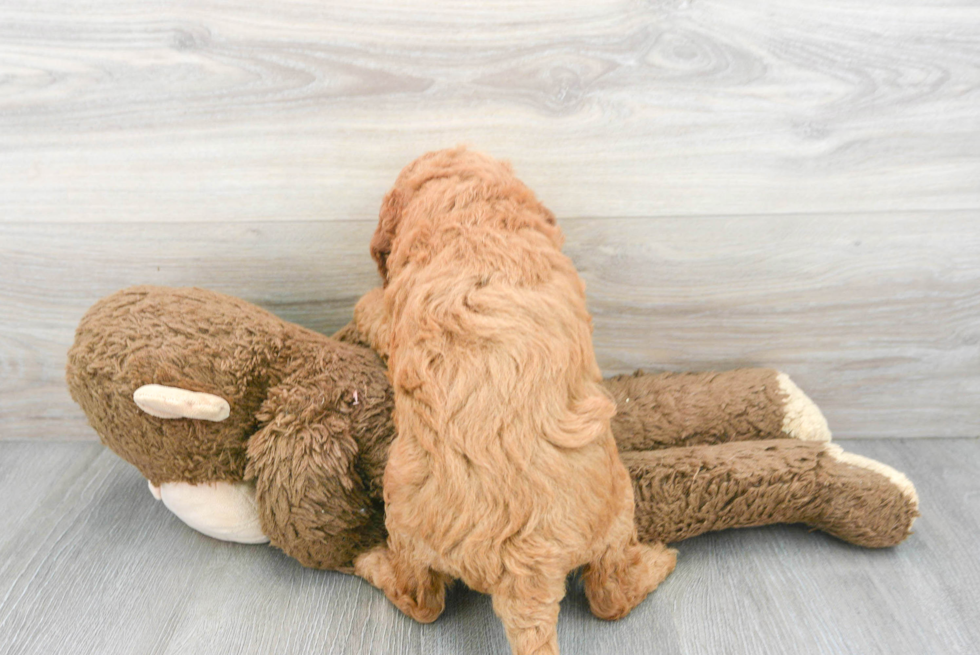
[133,384,230,421]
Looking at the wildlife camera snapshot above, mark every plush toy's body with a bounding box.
[66,286,919,575]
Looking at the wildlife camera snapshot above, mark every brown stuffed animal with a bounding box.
[66,286,918,575]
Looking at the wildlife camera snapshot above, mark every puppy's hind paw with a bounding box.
[585,541,677,621]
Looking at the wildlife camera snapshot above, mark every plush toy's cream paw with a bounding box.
[824,443,920,514]
[777,373,832,442]
[134,384,230,421]
[148,480,269,544]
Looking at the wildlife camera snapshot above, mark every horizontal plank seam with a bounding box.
[2,435,978,445]
[2,207,979,227]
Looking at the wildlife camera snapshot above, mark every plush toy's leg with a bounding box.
[814,443,919,546]
[245,370,388,572]
[353,544,450,624]
[624,440,919,548]
[603,368,831,451]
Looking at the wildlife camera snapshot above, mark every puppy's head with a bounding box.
[370,147,558,283]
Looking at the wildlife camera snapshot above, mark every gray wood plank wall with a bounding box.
[2,0,978,440]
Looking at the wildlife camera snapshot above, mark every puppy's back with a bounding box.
[382,181,623,582]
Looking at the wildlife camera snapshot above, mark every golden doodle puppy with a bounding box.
[353,148,676,655]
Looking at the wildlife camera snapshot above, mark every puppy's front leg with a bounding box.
[353,287,392,359]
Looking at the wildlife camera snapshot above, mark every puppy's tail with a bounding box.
[542,393,616,449]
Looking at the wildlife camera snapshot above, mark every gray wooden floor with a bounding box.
[1,439,977,655]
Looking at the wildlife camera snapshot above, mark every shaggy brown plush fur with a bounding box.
[67,286,918,576]
[624,441,918,548]
[350,148,672,653]
[607,369,787,450]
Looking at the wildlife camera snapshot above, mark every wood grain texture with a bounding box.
[1,0,979,223]
[2,213,978,440]
[1,438,977,654]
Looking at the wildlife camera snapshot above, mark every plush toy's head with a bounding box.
[65,287,288,486]
[370,147,558,283]
[67,286,398,570]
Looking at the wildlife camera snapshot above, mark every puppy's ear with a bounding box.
[371,188,403,283]
[538,204,563,249]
